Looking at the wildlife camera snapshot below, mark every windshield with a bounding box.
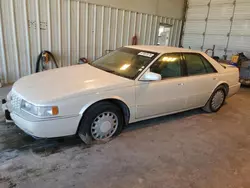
[90,47,159,79]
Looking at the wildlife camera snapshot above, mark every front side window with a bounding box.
[150,53,182,79]
[90,47,159,79]
[184,54,207,76]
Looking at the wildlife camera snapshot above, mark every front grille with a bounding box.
[11,92,22,112]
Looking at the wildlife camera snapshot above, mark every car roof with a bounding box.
[125,45,225,73]
[125,45,201,54]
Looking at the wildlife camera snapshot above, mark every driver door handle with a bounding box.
[178,83,184,86]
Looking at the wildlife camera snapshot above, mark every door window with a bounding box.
[200,56,217,73]
[150,54,182,79]
[184,54,208,76]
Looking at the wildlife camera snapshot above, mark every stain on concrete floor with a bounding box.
[1,87,250,188]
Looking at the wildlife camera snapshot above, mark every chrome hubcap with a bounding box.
[211,90,225,110]
[91,112,118,140]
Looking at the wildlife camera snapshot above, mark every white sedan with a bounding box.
[3,46,240,143]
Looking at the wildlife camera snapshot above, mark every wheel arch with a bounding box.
[213,81,229,96]
[77,97,131,133]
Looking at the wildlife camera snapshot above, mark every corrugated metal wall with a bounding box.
[183,0,250,59]
[0,0,182,84]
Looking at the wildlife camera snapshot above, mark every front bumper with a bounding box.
[2,98,81,138]
[10,112,81,138]
[2,90,83,138]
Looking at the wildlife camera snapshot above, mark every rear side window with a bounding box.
[200,56,217,73]
[184,54,216,76]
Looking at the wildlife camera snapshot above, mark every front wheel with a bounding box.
[202,86,226,113]
[78,102,124,144]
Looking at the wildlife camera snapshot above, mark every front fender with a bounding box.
[78,96,129,115]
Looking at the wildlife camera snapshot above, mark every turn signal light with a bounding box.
[52,106,59,115]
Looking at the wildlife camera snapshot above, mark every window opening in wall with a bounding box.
[157,24,171,46]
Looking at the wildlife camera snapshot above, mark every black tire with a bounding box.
[202,86,226,113]
[78,102,124,144]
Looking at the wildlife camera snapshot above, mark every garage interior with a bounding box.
[1,0,250,187]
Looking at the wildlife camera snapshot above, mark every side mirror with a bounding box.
[140,72,162,81]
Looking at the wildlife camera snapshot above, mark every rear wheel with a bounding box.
[78,102,124,144]
[202,86,226,113]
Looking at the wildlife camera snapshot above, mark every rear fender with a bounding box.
[212,81,229,95]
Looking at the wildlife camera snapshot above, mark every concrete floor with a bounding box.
[1,86,250,188]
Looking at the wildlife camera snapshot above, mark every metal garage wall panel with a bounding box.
[204,35,228,49]
[210,0,234,4]
[185,0,250,60]
[206,20,231,35]
[61,0,70,67]
[183,34,203,49]
[188,0,210,6]
[183,3,208,49]
[51,0,62,67]
[208,4,234,20]
[227,2,250,58]
[0,0,182,83]
[0,1,7,83]
[228,36,250,52]
[186,6,208,20]
[184,21,206,34]
[116,9,124,48]
[39,0,49,54]
[233,3,250,20]
[14,0,31,77]
[102,6,111,54]
[27,0,39,73]
[1,0,19,83]
[70,0,79,65]
[230,20,250,36]
[236,0,250,2]
[79,2,87,59]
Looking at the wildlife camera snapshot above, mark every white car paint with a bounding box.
[5,46,240,138]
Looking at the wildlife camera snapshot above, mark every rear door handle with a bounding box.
[178,83,184,86]
[213,77,218,80]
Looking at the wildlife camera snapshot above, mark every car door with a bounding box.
[182,53,219,108]
[135,53,189,119]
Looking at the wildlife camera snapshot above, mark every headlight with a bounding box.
[21,100,59,117]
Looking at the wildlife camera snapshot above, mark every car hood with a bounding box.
[12,64,133,104]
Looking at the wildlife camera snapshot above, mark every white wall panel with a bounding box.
[227,2,250,59]
[233,3,250,20]
[228,36,250,52]
[208,4,234,20]
[184,21,206,34]
[183,34,203,49]
[1,0,19,82]
[184,0,250,60]
[210,0,234,4]
[206,20,231,35]
[186,6,208,20]
[188,0,210,6]
[0,0,182,83]
[230,20,250,36]
[203,35,228,49]
[0,0,7,83]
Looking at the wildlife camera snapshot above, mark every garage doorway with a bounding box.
[157,24,171,46]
